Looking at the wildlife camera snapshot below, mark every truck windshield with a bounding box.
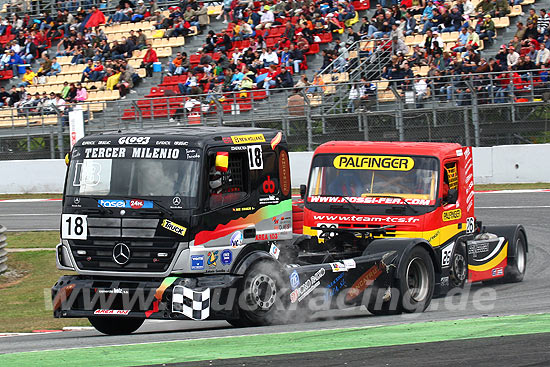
[307,154,439,206]
[65,147,200,207]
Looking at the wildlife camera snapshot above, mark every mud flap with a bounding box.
[172,286,211,320]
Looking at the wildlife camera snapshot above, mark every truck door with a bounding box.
[440,160,465,243]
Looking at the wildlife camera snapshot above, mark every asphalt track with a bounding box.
[164,333,550,367]
[0,191,549,360]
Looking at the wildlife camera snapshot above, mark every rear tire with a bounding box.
[367,246,435,315]
[88,317,144,335]
[504,231,527,283]
[449,244,467,289]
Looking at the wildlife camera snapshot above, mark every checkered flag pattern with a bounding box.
[172,285,210,320]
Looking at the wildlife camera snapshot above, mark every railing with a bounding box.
[1,68,550,158]
[5,0,221,18]
[0,225,7,274]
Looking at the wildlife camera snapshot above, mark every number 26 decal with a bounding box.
[62,214,88,240]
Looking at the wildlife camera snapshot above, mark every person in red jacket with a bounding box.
[142,43,158,77]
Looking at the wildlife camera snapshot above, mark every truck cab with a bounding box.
[302,141,526,290]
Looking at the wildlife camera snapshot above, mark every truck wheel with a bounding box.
[367,246,435,315]
[504,231,527,283]
[449,245,467,289]
[88,317,144,335]
[399,246,435,313]
[238,261,286,326]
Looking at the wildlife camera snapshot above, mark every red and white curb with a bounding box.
[0,327,94,337]
[0,198,62,203]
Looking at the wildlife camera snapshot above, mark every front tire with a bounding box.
[88,317,145,335]
[237,261,286,326]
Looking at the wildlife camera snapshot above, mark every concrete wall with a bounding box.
[1,144,549,193]
[1,159,67,194]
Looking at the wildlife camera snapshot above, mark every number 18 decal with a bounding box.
[247,145,263,170]
[62,214,88,240]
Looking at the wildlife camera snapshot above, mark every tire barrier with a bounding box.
[0,225,7,274]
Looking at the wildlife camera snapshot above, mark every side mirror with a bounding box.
[65,153,70,166]
[300,184,307,199]
[446,188,458,205]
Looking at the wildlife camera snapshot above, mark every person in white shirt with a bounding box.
[536,43,550,66]
[463,0,474,16]
[507,46,520,68]
[256,6,274,30]
[260,48,279,67]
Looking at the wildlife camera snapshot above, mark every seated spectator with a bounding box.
[142,44,158,77]
[74,83,88,102]
[256,5,275,30]
[260,47,279,67]
[116,65,134,99]
[22,38,37,64]
[132,0,147,22]
[288,89,305,116]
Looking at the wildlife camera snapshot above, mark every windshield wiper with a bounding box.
[317,195,359,212]
[79,196,114,214]
[373,195,419,214]
[135,198,174,217]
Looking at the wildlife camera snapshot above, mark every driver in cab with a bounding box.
[328,169,366,196]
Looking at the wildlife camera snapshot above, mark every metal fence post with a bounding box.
[57,113,64,159]
[0,225,7,274]
[363,113,369,141]
[307,113,313,151]
[464,108,471,146]
[472,95,481,147]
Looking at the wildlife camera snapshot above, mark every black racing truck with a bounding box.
[53,127,439,335]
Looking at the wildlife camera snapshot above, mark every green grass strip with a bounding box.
[2,313,550,366]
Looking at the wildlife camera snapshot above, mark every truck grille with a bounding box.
[70,218,179,272]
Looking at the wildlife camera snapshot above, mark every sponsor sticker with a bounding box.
[330,262,348,272]
[161,219,187,237]
[118,136,151,145]
[96,288,128,294]
[290,270,300,290]
[259,195,280,205]
[442,209,462,221]
[229,133,266,144]
[278,150,291,196]
[97,200,154,209]
[191,255,204,270]
[269,244,280,259]
[308,196,433,206]
[262,176,276,194]
[230,231,243,247]
[207,251,218,267]
[220,250,233,266]
[333,155,415,171]
[345,263,384,301]
[93,309,130,315]
[492,267,503,277]
[343,259,356,269]
[290,268,326,303]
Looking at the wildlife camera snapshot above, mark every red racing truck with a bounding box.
[299,141,527,313]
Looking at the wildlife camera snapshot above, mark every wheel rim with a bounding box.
[451,252,467,286]
[406,257,429,302]
[516,237,526,274]
[248,274,277,310]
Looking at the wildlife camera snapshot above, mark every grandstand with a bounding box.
[0,0,549,160]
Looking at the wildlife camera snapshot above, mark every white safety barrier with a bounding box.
[0,144,549,193]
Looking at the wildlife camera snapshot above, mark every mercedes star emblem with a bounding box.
[173,197,181,206]
[113,243,131,265]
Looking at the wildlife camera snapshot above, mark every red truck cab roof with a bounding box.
[315,141,464,161]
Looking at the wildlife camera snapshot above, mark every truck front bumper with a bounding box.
[52,274,241,321]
